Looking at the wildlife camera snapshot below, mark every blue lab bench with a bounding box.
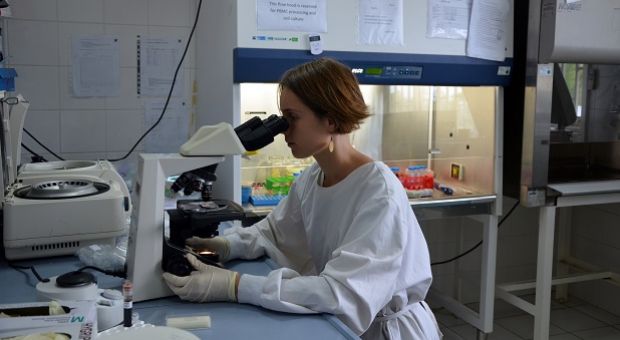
[0,255,358,339]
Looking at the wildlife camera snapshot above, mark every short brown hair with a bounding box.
[278,58,370,134]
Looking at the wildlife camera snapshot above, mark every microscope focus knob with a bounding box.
[164,254,193,277]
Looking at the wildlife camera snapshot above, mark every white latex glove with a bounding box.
[186,236,231,262]
[162,254,239,302]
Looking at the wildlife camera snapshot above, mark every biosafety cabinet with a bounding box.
[498,1,620,339]
[196,0,513,336]
[505,0,620,207]
[196,0,513,205]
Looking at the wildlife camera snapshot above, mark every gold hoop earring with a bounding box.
[328,135,334,153]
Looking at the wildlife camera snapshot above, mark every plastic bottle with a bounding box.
[403,166,413,190]
[425,167,435,189]
[405,166,421,190]
[389,166,402,184]
[417,166,434,189]
[389,166,400,176]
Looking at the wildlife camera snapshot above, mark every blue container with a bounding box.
[249,194,284,206]
[0,68,17,91]
[241,186,252,204]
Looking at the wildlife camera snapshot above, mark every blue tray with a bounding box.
[249,195,285,206]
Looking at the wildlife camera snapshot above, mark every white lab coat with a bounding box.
[223,162,442,340]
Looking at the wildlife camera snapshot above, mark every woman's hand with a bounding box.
[186,236,231,262]
[162,254,239,302]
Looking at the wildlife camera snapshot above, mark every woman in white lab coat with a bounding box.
[163,57,442,340]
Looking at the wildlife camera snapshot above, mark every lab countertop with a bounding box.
[0,256,359,340]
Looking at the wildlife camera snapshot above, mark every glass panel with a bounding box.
[559,63,585,113]
[547,64,620,182]
[375,85,431,162]
[584,64,620,143]
[239,83,497,202]
[431,86,497,196]
[552,63,585,143]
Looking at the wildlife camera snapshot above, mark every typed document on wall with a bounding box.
[358,0,404,45]
[139,37,185,97]
[71,35,120,97]
[427,0,472,39]
[256,0,327,32]
[466,0,510,61]
[143,98,189,152]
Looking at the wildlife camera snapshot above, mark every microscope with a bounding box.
[162,163,245,276]
[126,115,288,302]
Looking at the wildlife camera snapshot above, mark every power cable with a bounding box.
[77,265,126,279]
[9,0,203,164]
[7,262,50,283]
[21,143,48,162]
[108,0,203,162]
[431,200,520,266]
[7,262,126,285]
[23,128,65,161]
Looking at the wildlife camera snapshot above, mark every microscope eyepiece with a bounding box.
[234,114,289,151]
[262,114,289,136]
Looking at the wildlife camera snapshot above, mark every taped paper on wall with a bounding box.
[427,0,472,39]
[358,0,404,45]
[71,35,120,97]
[466,0,510,61]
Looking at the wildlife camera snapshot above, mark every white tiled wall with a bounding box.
[104,0,149,26]
[431,198,620,315]
[422,196,541,305]
[3,0,197,163]
[21,110,61,155]
[15,66,61,110]
[569,203,620,315]
[58,0,104,23]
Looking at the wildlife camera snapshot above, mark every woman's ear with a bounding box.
[326,117,337,133]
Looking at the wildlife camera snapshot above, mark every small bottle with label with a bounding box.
[405,166,423,190]
[389,166,403,184]
[417,166,434,189]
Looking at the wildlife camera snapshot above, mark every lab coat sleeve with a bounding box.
[237,197,410,335]
[221,179,311,272]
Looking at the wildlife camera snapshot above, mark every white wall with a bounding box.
[569,203,620,315]
[3,0,197,180]
[423,196,541,305]
[424,198,620,310]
